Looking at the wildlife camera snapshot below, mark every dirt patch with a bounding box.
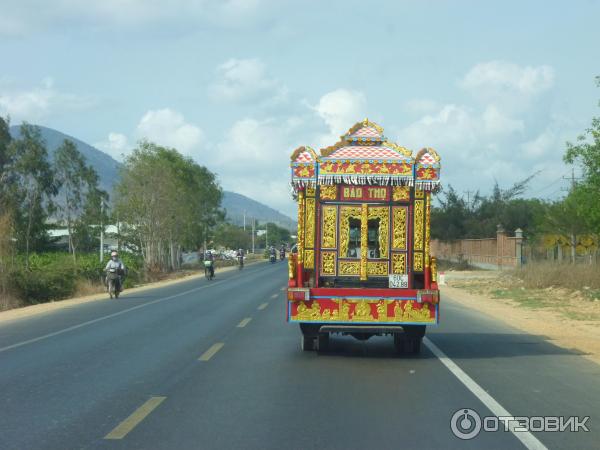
[442,271,600,364]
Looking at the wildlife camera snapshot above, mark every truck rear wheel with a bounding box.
[316,333,329,352]
[301,335,315,351]
[394,334,422,355]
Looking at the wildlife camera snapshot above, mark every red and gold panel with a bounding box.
[320,161,412,176]
[391,253,406,274]
[293,164,315,178]
[289,298,437,324]
[392,206,408,250]
[416,166,439,181]
[392,186,410,201]
[321,205,337,249]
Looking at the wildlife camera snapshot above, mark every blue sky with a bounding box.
[1,0,599,218]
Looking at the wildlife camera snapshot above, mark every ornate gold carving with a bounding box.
[392,253,406,274]
[360,204,368,281]
[351,300,375,321]
[392,186,410,201]
[414,200,424,250]
[319,185,337,200]
[305,197,315,250]
[290,146,317,162]
[367,207,389,259]
[306,186,316,197]
[304,249,314,269]
[321,251,336,275]
[414,252,424,272]
[392,206,407,250]
[288,256,295,280]
[431,256,437,283]
[414,189,424,199]
[339,260,360,276]
[367,261,388,276]
[425,192,431,268]
[297,191,304,264]
[382,141,413,157]
[394,301,432,322]
[321,205,337,249]
[292,299,434,323]
[339,206,361,258]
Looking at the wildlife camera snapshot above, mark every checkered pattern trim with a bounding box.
[327,146,405,160]
[294,150,315,163]
[419,153,436,165]
[348,126,381,139]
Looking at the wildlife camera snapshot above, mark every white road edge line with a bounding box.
[423,337,548,450]
[0,280,227,354]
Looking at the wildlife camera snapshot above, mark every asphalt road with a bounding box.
[0,262,598,450]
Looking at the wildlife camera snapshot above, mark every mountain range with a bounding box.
[8,125,296,231]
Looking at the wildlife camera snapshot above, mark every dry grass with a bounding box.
[73,279,105,297]
[514,262,600,293]
[0,292,25,311]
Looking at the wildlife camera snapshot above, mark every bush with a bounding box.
[11,265,76,304]
[514,262,600,290]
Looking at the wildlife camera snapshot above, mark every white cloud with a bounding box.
[135,108,204,155]
[208,58,287,105]
[482,105,524,135]
[310,89,367,148]
[0,78,93,122]
[94,132,130,162]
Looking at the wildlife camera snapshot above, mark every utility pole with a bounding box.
[99,200,104,263]
[562,168,581,264]
[464,190,474,210]
[265,223,268,250]
[243,211,246,231]
[251,218,255,254]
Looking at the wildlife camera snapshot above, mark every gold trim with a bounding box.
[321,205,337,249]
[290,146,318,162]
[392,206,407,250]
[306,186,316,197]
[425,192,431,268]
[297,191,304,265]
[339,206,361,258]
[382,141,413,158]
[367,206,389,259]
[431,256,437,282]
[305,197,316,250]
[321,251,336,276]
[360,204,368,281]
[415,189,424,199]
[414,200,424,250]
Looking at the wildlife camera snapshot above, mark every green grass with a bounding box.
[491,288,551,309]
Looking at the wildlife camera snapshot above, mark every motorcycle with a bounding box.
[106,269,121,299]
[269,253,276,263]
[279,249,285,261]
[237,255,244,269]
[204,260,214,280]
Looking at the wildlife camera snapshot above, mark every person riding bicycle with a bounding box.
[204,251,215,278]
[105,251,126,293]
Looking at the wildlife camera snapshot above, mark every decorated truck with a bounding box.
[286,119,441,353]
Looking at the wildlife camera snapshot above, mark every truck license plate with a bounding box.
[389,274,408,288]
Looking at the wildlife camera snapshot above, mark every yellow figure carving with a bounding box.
[415,189,424,199]
[339,261,360,276]
[414,252,424,272]
[376,300,388,322]
[352,301,374,321]
[414,200,424,250]
[392,253,406,274]
[367,261,388,276]
[360,204,368,281]
[306,186,316,197]
[304,249,314,269]
[392,186,410,201]
[425,192,431,268]
[321,251,336,275]
[392,207,407,250]
[321,206,337,248]
[319,185,337,200]
[305,197,316,250]
[394,302,432,322]
[297,191,304,264]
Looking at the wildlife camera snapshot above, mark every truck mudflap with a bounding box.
[287,290,439,325]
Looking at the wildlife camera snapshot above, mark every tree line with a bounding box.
[432,76,600,260]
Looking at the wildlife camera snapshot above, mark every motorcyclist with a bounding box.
[205,251,215,278]
[236,248,244,268]
[279,244,286,260]
[105,251,126,293]
[269,245,277,263]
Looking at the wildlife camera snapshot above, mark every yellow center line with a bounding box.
[237,317,252,328]
[198,342,224,361]
[270,293,278,299]
[258,302,269,310]
[104,396,166,440]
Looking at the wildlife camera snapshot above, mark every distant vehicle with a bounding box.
[286,119,442,354]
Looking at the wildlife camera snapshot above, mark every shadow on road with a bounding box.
[313,332,587,360]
